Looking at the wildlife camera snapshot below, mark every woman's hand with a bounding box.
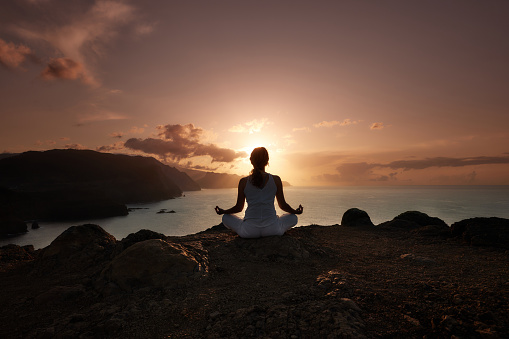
[215,206,224,215]
[294,204,304,215]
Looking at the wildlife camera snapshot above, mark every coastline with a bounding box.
[1,210,508,338]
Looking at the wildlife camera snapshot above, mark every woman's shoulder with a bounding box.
[270,174,282,183]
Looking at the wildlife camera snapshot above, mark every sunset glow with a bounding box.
[1,1,509,186]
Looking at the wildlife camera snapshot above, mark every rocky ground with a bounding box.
[0,211,508,338]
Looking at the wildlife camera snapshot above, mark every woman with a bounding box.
[215,147,303,238]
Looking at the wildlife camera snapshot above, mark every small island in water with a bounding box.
[1,208,508,338]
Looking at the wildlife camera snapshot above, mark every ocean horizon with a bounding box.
[2,185,509,250]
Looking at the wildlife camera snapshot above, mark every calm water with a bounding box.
[2,186,508,249]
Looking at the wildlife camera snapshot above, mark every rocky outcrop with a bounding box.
[451,217,509,248]
[0,244,35,271]
[99,239,208,292]
[341,208,374,227]
[378,211,450,235]
[2,219,509,338]
[39,224,116,269]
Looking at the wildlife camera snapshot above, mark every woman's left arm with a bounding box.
[215,178,247,215]
[274,175,303,215]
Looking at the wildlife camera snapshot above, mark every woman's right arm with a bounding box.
[274,175,303,215]
[215,178,247,215]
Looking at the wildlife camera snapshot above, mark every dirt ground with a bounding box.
[1,224,508,338]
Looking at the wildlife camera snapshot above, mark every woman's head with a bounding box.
[249,147,269,188]
[250,147,269,170]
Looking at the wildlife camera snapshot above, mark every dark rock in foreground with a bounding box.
[39,224,117,269]
[451,217,509,248]
[378,210,449,232]
[341,208,374,227]
[98,239,208,293]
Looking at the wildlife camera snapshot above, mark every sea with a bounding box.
[2,185,509,250]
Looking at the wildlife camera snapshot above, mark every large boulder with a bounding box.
[341,208,374,227]
[100,239,207,292]
[39,224,116,268]
[113,229,167,256]
[0,216,27,236]
[378,211,448,232]
[451,217,509,248]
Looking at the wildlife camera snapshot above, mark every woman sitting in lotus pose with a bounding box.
[215,147,303,238]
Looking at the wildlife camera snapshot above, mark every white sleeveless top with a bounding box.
[243,173,278,228]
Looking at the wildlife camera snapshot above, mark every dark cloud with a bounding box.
[385,156,509,171]
[124,123,246,163]
[319,155,509,183]
[40,57,96,85]
[110,132,124,139]
[96,142,124,152]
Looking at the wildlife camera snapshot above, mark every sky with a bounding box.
[1,0,509,186]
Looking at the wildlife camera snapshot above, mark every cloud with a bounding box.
[336,162,378,181]
[384,156,509,170]
[76,108,128,125]
[292,127,311,132]
[314,119,360,128]
[125,123,247,163]
[370,122,384,130]
[129,126,145,134]
[6,0,145,86]
[109,132,123,139]
[321,155,509,183]
[0,38,35,69]
[64,143,86,150]
[96,141,124,152]
[40,57,97,85]
[229,118,271,134]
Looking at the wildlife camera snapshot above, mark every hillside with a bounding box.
[0,149,199,223]
[0,212,508,338]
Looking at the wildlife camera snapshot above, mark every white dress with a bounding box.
[222,174,298,238]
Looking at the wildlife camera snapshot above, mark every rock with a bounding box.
[34,285,85,305]
[379,211,448,230]
[40,224,116,268]
[341,208,374,227]
[114,229,167,256]
[198,223,228,234]
[400,253,436,264]
[451,217,509,248]
[0,216,27,236]
[31,220,40,229]
[99,239,207,292]
[207,300,367,338]
[412,224,451,237]
[234,235,310,260]
[0,244,35,268]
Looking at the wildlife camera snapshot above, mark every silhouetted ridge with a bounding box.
[0,149,200,223]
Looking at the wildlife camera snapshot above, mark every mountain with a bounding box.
[0,149,200,223]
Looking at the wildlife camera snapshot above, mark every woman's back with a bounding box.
[244,173,277,226]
